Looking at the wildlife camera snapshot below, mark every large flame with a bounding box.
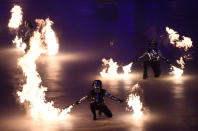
[100,58,133,79]
[166,27,193,51]
[126,83,143,118]
[17,18,72,121]
[8,5,23,29]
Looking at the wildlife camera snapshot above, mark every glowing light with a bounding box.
[166,27,193,51]
[166,27,193,77]
[123,63,133,76]
[170,66,183,78]
[176,57,185,69]
[36,18,59,55]
[8,5,23,29]
[176,36,193,51]
[100,58,133,79]
[17,18,72,121]
[12,36,27,51]
[126,83,143,118]
[166,27,179,44]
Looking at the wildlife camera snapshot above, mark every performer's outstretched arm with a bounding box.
[105,91,123,102]
[75,95,89,105]
[133,51,148,62]
[158,51,170,64]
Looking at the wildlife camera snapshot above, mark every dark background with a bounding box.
[0,0,198,130]
[1,0,197,65]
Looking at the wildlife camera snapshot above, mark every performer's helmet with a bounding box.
[92,80,102,89]
[149,40,158,50]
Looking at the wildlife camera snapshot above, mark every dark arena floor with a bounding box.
[0,0,198,131]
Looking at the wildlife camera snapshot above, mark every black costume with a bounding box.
[134,41,169,79]
[75,80,123,120]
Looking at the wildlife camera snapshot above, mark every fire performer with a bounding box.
[75,80,123,120]
[23,20,33,52]
[133,40,170,79]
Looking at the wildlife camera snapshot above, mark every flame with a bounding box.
[8,5,23,29]
[126,83,143,118]
[12,35,27,51]
[166,27,193,77]
[123,63,133,76]
[17,18,72,121]
[166,27,193,51]
[176,57,185,69]
[8,5,26,51]
[100,58,133,79]
[170,66,183,78]
[36,18,59,55]
[166,27,179,44]
[176,36,193,51]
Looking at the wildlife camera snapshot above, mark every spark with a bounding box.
[17,18,72,121]
[126,83,143,119]
[100,58,133,79]
[8,5,23,29]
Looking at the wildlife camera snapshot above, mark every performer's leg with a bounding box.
[143,61,148,79]
[101,104,112,118]
[152,61,161,77]
[90,103,97,120]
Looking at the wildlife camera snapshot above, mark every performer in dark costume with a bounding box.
[75,80,123,120]
[133,40,170,79]
[23,20,33,52]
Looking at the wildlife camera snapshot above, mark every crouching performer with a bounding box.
[75,80,123,120]
[133,40,170,79]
